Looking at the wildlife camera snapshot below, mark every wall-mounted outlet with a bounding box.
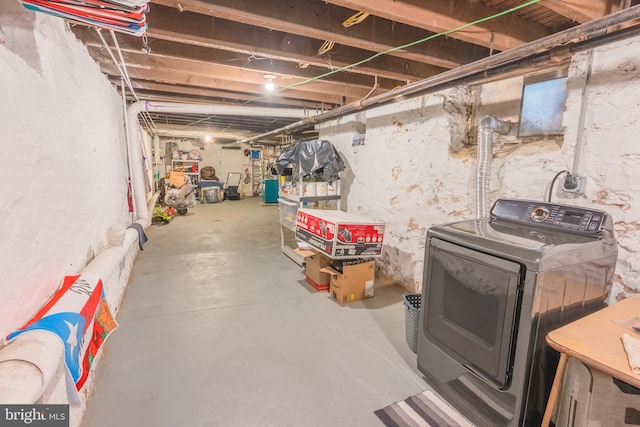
[562,174,586,194]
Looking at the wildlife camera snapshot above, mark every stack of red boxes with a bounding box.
[295,209,385,304]
[295,209,385,259]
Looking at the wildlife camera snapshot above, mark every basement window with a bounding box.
[518,75,568,137]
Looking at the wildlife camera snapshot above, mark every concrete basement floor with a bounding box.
[82,197,428,427]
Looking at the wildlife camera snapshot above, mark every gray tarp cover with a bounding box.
[276,140,344,183]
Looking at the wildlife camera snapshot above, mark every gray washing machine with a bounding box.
[416,199,618,427]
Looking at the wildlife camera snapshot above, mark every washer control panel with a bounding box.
[490,199,607,236]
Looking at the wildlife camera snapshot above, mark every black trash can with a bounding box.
[403,293,421,353]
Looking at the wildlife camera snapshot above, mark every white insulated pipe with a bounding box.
[0,332,64,403]
[153,135,161,166]
[0,244,132,405]
[126,101,314,226]
[0,193,159,405]
[138,101,313,118]
[476,116,511,219]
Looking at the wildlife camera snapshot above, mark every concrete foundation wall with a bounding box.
[319,36,640,301]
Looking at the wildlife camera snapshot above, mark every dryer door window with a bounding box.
[424,238,523,389]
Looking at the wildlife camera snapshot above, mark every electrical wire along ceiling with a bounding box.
[58,0,640,143]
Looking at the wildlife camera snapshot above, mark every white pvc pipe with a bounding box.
[81,246,127,278]
[126,101,315,225]
[572,49,594,177]
[153,135,161,166]
[0,192,159,405]
[0,332,64,403]
[0,242,132,404]
[126,101,148,227]
[141,101,312,118]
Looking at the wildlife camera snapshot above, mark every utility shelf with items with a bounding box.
[275,139,345,265]
[278,195,341,266]
[278,193,342,204]
[278,168,341,266]
[171,159,200,186]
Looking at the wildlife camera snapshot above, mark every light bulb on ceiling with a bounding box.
[205,135,212,142]
[264,74,276,92]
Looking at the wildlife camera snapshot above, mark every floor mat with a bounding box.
[375,389,476,427]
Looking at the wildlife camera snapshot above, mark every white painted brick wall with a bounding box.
[320,91,475,290]
[0,9,132,345]
[320,37,640,300]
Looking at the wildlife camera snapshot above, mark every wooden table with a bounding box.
[541,297,640,426]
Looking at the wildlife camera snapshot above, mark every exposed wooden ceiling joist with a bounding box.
[143,4,448,82]
[150,0,491,69]
[323,0,555,51]
[76,27,399,93]
[540,0,623,23]
[109,79,333,110]
[66,0,640,141]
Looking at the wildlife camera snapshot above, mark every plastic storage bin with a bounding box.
[263,179,279,204]
[279,198,298,231]
[202,186,221,203]
[403,293,421,353]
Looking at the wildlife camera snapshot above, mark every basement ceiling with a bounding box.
[67,0,640,144]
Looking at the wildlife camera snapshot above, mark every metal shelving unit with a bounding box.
[171,159,200,186]
[279,185,341,266]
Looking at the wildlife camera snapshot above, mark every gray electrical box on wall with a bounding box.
[519,75,568,137]
[562,174,586,194]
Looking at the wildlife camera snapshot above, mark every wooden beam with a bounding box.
[108,78,331,110]
[97,62,350,105]
[140,4,446,82]
[88,45,375,101]
[540,0,622,23]
[72,25,402,90]
[323,0,554,51]
[149,0,487,69]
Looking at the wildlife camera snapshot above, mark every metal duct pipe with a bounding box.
[476,116,511,219]
[240,5,640,144]
[126,101,314,225]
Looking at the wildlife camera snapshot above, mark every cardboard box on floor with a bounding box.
[169,171,185,187]
[322,260,375,304]
[295,248,331,290]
